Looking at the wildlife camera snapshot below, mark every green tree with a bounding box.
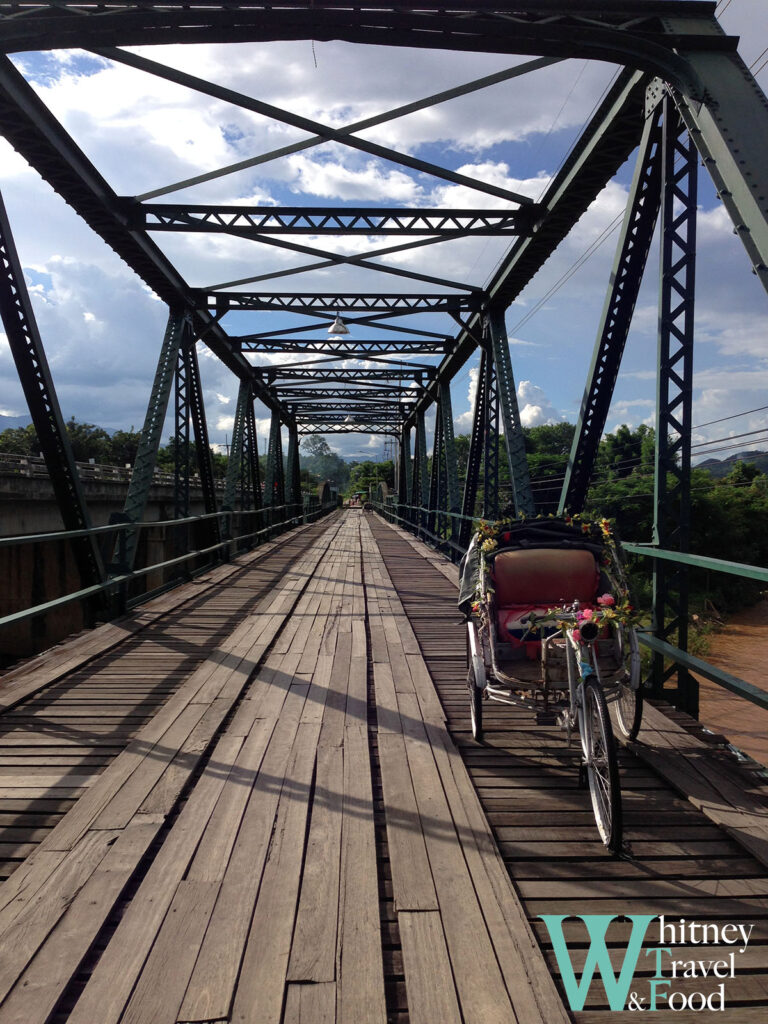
[64,418,111,462]
[0,424,38,455]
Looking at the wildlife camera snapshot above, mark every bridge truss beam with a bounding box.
[0,189,105,592]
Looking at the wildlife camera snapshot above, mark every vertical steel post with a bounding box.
[427,400,442,539]
[460,347,487,548]
[263,411,285,523]
[223,379,250,513]
[115,309,187,571]
[439,380,460,544]
[173,344,191,568]
[222,378,250,549]
[186,341,219,538]
[286,421,302,517]
[413,410,429,534]
[398,425,411,520]
[483,344,500,522]
[0,190,104,591]
[486,307,535,516]
[652,96,698,716]
[559,99,664,515]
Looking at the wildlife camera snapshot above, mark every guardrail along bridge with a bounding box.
[1,5,767,1023]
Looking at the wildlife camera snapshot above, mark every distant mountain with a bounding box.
[697,450,768,478]
[0,415,122,436]
[0,414,32,431]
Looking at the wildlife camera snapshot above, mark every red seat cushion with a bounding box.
[492,548,598,607]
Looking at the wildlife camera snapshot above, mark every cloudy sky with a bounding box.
[1,0,767,469]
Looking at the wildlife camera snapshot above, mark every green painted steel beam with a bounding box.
[117,310,187,569]
[624,544,768,584]
[637,634,768,713]
[487,307,535,516]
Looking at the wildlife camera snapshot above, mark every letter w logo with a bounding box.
[538,914,655,1011]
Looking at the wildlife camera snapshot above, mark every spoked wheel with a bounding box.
[467,662,484,743]
[613,625,643,741]
[580,677,622,853]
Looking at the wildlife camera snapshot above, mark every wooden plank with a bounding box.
[396,694,518,1024]
[336,722,387,1024]
[229,722,319,1024]
[0,828,121,1002]
[0,820,161,1024]
[398,911,462,1024]
[377,733,437,912]
[177,692,314,1022]
[630,703,768,868]
[287,744,344,982]
[284,982,336,1024]
[120,880,219,1024]
[66,734,244,1024]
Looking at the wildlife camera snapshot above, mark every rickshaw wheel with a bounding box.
[615,679,643,741]
[467,665,483,742]
[613,626,643,741]
[581,678,622,853]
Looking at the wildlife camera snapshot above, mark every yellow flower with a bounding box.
[481,537,498,553]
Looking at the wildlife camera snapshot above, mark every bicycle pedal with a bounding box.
[535,710,558,725]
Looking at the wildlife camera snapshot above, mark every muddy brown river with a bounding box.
[695,600,768,767]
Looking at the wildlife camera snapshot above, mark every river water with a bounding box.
[696,600,768,767]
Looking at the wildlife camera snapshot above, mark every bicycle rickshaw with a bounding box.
[459,515,642,852]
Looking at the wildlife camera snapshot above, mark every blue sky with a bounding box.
[1,0,767,465]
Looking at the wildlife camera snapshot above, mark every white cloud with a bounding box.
[517,380,561,427]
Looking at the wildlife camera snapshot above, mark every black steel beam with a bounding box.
[204,293,473,315]
[239,339,447,355]
[0,190,104,589]
[559,97,664,514]
[0,5,731,102]
[137,205,530,237]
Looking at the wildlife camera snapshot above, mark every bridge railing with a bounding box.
[0,497,336,642]
[0,450,222,488]
[371,499,768,719]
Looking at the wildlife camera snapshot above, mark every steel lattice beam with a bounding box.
[206,293,472,315]
[486,308,534,517]
[239,339,447,355]
[138,205,530,236]
[0,189,105,590]
[652,98,697,716]
[559,96,664,514]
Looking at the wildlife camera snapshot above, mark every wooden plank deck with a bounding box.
[0,509,766,1022]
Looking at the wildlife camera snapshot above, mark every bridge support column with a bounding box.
[486,307,535,517]
[559,99,665,514]
[173,342,192,569]
[286,422,301,519]
[263,411,285,526]
[222,378,250,549]
[652,97,698,717]
[411,411,429,534]
[397,425,411,522]
[460,340,501,548]
[0,190,104,596]
[115,310,188,571]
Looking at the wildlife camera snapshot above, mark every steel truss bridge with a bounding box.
[1,2,768,717]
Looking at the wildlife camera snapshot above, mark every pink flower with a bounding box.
[597,594,615,607]
[572,629,582,643]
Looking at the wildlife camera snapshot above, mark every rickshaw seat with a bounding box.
[492,547,598,606]
[492,548,599,655]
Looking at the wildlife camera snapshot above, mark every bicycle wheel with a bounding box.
[467,662,484,742]
[580,677,622,853]
[613,626,643,741]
